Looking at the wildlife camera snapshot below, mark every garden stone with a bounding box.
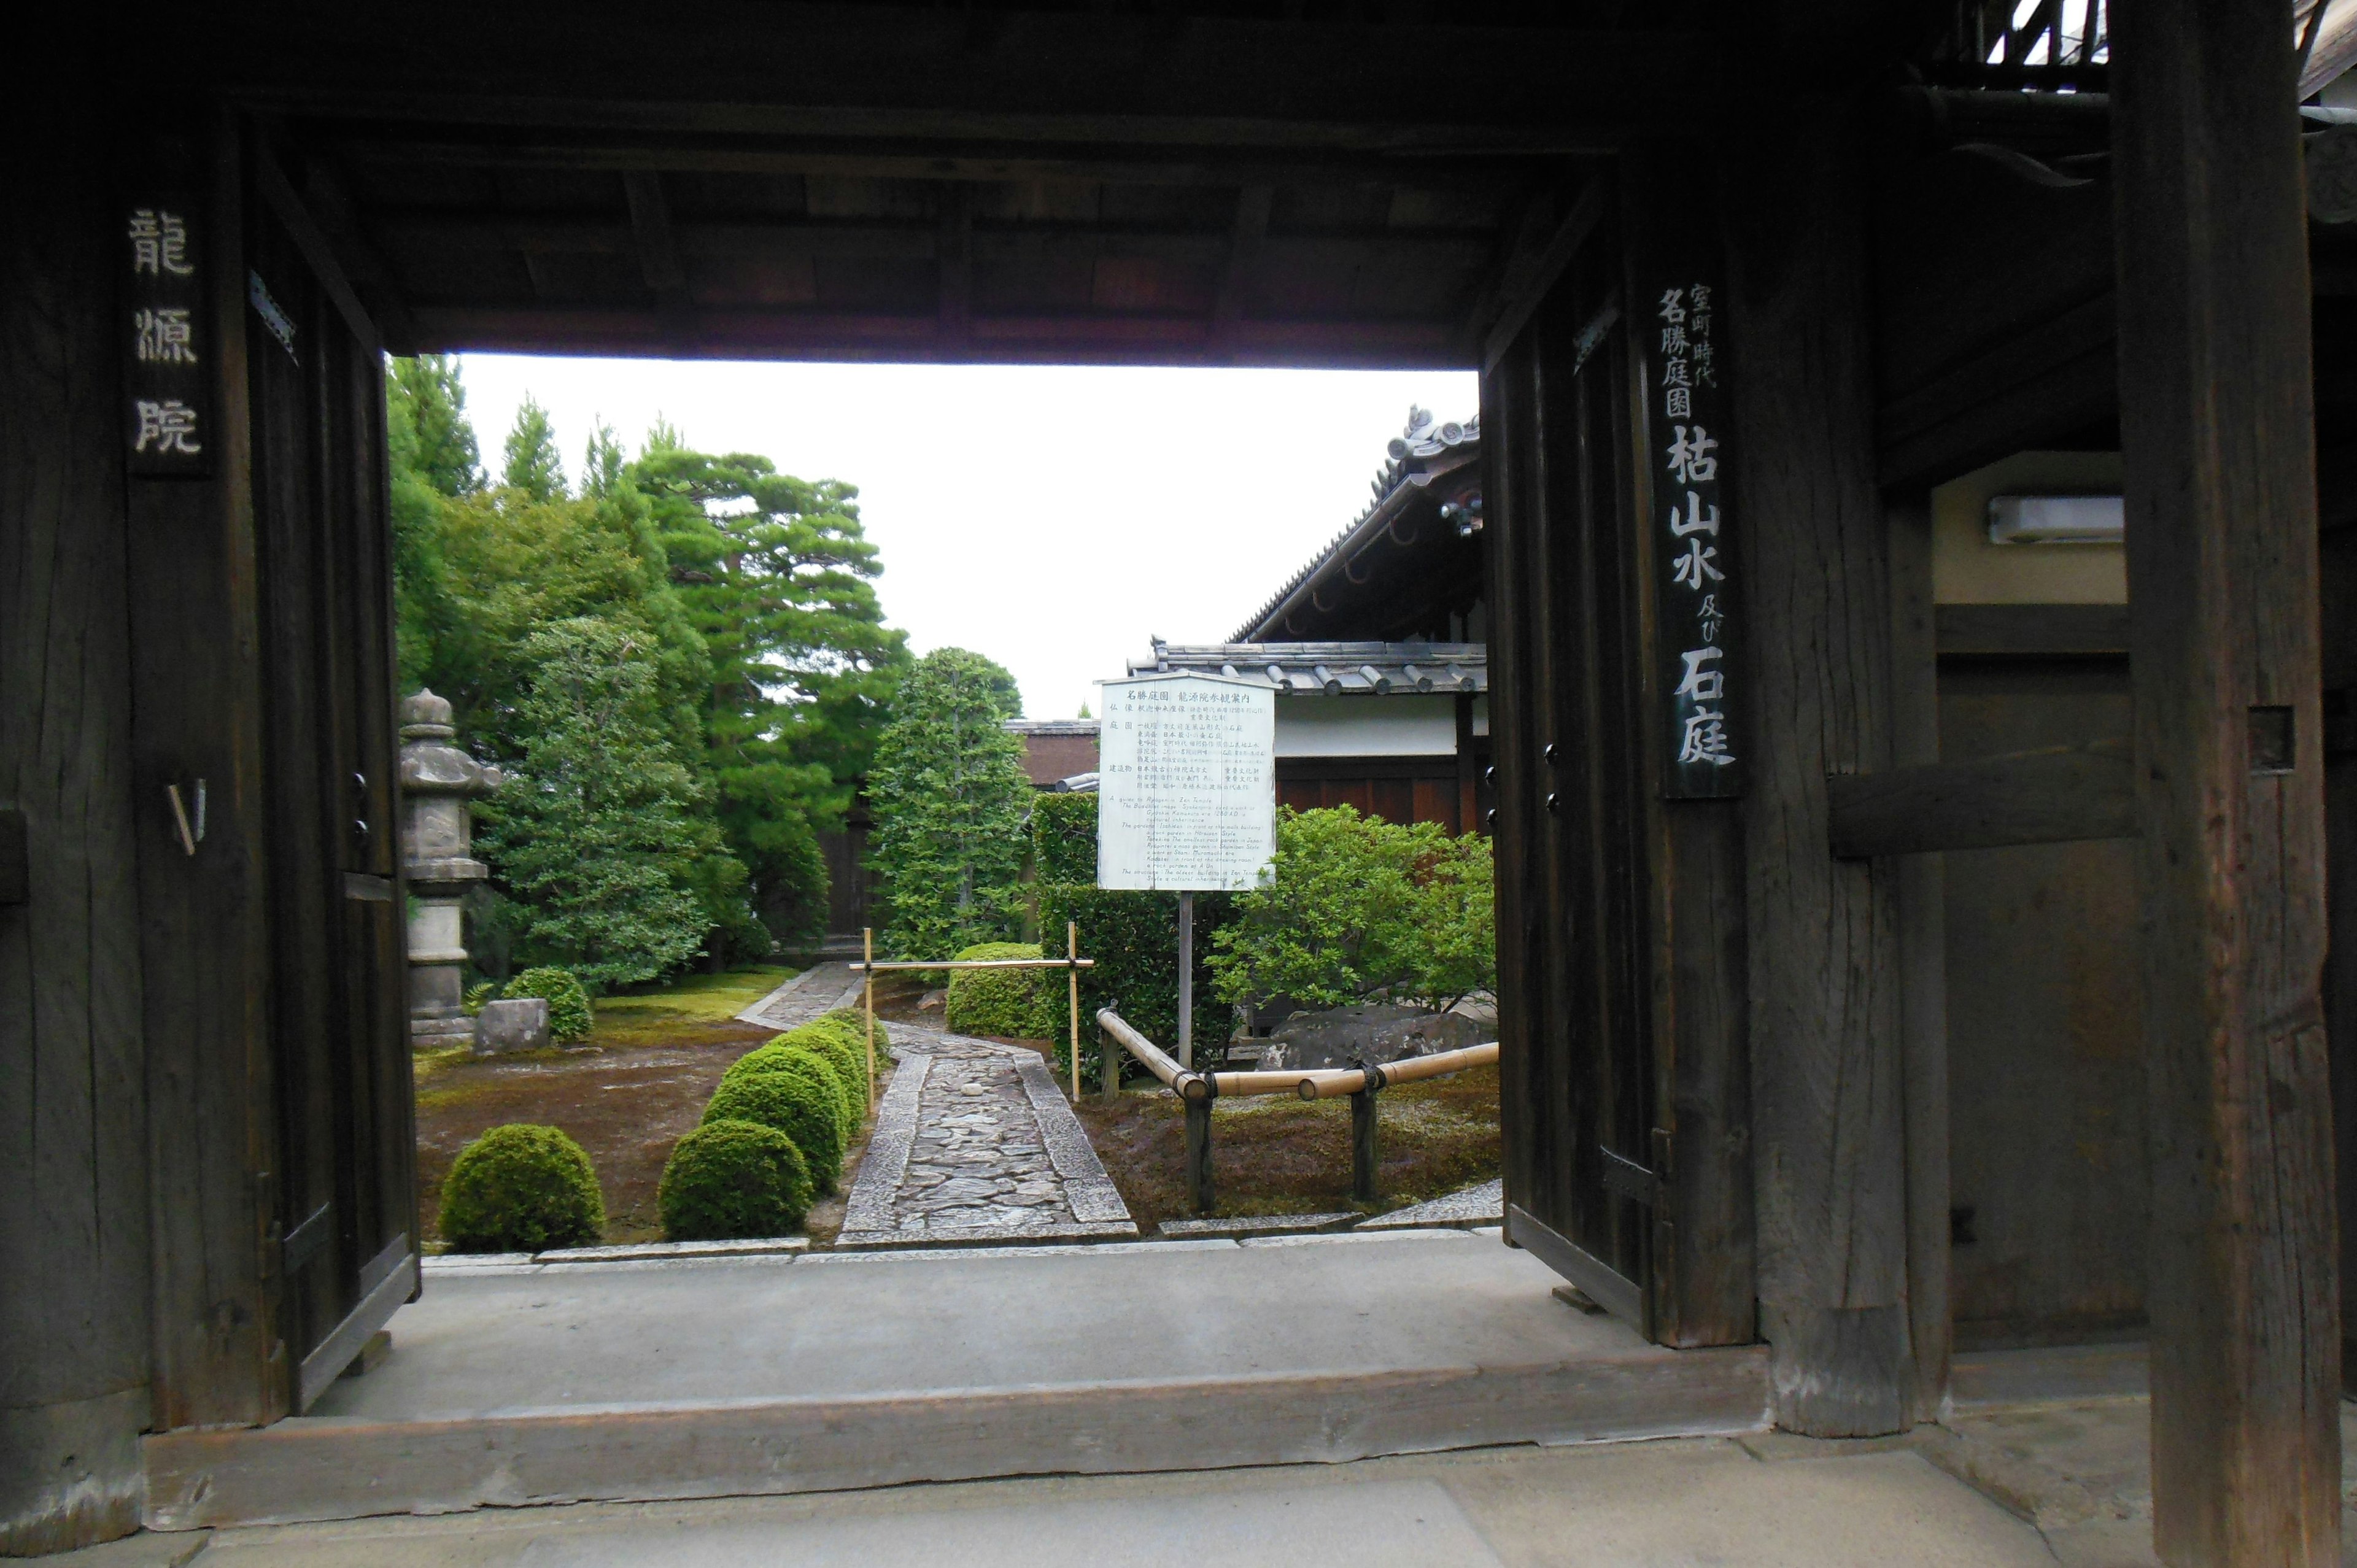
[474,997,550,1056]
[1258,1003,1487,1072]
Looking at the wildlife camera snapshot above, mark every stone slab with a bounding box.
[473,997,549,1055]
[1357,1178,1504,1231]
[736,963,866,1031]
[1158,1213,1360,1238]
[533,1238,808,1265]
[837,1052,930,1236]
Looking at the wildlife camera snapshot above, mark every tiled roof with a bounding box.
[1230,405,1479,642]
[1005,719,1101,736]
[1130,639,1486,695]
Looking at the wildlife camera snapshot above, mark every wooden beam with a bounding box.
[290,156,425,353]
[1210,183,1272,357]
[1827,739,2135,858]
[2111,0,2341,1560]
[1480,177,1606,373]
[937,184,970,343]
[619,172,689,333]
[1933,603,2130,657]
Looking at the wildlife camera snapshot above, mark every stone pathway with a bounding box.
[837,1025,1136,1248]
[737,962,865,1031]
[1358,1178,1504,1231]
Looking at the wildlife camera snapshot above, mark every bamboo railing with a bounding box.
[1096,1006,1498,1214]
[854,928,1097,1099]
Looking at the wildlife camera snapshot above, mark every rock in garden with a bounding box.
[1258,1003,1487,1072]
[474,997,551,1056]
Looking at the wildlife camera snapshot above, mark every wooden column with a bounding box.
[2111,2,2340,1559]
[0,75,153,1554]
[1721,103,1910,1435]
[1889,495,1951,1422]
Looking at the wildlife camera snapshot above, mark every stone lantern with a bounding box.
[398,689,500,1047]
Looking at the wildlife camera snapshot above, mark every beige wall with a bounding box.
[1931,450,2126,604]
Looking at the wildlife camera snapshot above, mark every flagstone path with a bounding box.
[836,1024,1137,1248]
[736,962,865,1031]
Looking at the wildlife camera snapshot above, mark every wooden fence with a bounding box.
[850,924,1097,1098]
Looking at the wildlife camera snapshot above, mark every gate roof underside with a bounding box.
[166,1,1965,368]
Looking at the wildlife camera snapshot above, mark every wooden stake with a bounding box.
[1067,919,1082,1102]
[1184,1094,1213,1215]
[1351,1085,1379,1203]
[862,926,876,1089]
[2113,1,2340,1558]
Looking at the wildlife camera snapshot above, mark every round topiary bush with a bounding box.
[770,1029,859,1130]
[503,967,593,1043]
[943,942,1056,1039]
[438,1123,605,1253]
[800,1011,878,1108]
[703,1059,844,1192]
[659,1119,812,1240]
[788,1045,855,1139]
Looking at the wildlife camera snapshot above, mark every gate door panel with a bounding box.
[245,152,418,1409]
[1484,155,1754,1348]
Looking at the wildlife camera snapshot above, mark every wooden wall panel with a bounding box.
[0,82,153,1554]
[1722,106,1908,1435]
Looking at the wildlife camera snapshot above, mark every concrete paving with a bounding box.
[311,1229,1643,1416]
[94,1439,2064,1566]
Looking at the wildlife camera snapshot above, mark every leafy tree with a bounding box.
[474,616,732,989]
[582,418,627,499]
[629,441,908,946]
[867,647,1031,957]
[502,394,567,500]
[388,355,483,498]
[1207,806,1495,1015]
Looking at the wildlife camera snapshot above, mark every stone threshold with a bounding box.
[1157,1213,1360,1239]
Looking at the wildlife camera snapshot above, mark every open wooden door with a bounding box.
[244,147,419,1410]
[1484,154,1753,1348]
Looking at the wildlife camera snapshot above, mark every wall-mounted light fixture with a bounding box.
[1987,494,2124,544]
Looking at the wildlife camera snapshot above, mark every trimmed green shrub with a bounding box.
[789,1011,875,1116]
[944,941,1059,1040]
[437,1124,605,1253]
[1031,790,1097,884]
[704,1058,844,1192]
[461,981,496,1017]
[723,1035,861,1129]
[659,1119,812,1240]
[1039,885,1233,1087]
[503,966,593,1043]
[786,1044,854,1140]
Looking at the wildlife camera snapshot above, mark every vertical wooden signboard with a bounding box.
[121,196,215,478]
[1639,243,1741,800]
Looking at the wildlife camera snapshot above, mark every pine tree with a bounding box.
[867,648,1032,957]
[502,395,567,500]
[582,418,627,499]
[388,355,483,497]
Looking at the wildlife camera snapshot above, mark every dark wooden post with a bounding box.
[1720,105,1909,1435]
[1351,1086,1379,1203]
[2111,1,2341,1559]
[1184,1094,1214,1214]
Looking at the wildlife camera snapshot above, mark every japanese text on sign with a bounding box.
[1096,673,1276,890]
[122,200,213,477]
[1655,279,1740,796]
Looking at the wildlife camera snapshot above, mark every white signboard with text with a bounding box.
[1096,672,1276,890]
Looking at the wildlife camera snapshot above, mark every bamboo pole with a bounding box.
[1096,1008,1207,1099]
[862,927,876,1089]
[1287,1041,1499,1101]
[849,958,1097,972]
[1067,920,1082,1102]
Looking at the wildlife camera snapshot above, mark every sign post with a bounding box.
[1096,671,1277,1069]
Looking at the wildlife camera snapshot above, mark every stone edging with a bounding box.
[1010,1051,1131,1226]
[838,1051,931,1235]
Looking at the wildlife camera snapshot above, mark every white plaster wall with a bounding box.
[1274,694,1459,757]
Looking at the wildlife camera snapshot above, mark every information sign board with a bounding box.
[1096,672,1275,890]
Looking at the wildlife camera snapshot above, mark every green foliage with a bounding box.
[476,620,730,990]
[869,648,1032,958]
[727,1041,855,1141]
[703,1057,845,1192]
[502,965,594,1041]
[629,442,907,949]
[1031,790,1097,885]
[944,942,1059,1040]
[501,395,567,500]
[659,1119,811,1240]
[461,981,495,1017]
[1209,806,1495,1014]
[1039,886,1232,1086]
[437,1124,605,1253]
[786,1010,877,1113]
[387,355,483,499]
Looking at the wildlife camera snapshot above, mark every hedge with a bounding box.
[726,1037,857,1132]
[1039,885,1233,1088]
[784,1013,873,1118]
[705,1057,845,1191]
[503,966,593,1043]
[943,941,1060,1039]
[1031,790,1098,884]
[659,1119,812,1240]
[438,1124,605,1253]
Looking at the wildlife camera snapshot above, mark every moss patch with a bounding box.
[590,965,796,1049]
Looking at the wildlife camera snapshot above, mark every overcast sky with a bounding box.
[455,356,1478,720]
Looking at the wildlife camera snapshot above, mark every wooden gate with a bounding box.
[245,153,419,1410]
[1482,156,1753,1348]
